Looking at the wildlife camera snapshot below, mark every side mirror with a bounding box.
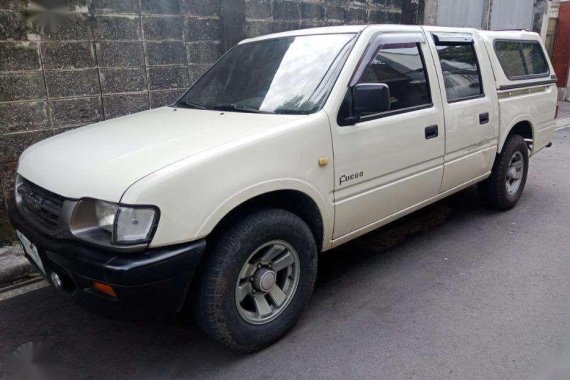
[352,83,390,115]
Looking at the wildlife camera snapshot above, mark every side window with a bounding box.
[358,42,431,112]
[435,43,483,102]
[494,41,526,77]
[495,40,549,79]
[521,43,549,75]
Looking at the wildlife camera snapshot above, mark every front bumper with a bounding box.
[8,202,206,319]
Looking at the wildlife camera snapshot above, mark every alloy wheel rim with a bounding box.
[506,151,524,196]
[235,240,300,325]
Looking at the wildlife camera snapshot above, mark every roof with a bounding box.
[239,24,542,45]
[478,29,542,40]
[240,25,367,44]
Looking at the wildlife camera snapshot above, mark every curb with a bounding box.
[556,116,570,129]
[0,245,33,286]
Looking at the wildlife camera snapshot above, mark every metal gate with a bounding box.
[436,0,535,31]
[489,0,534,30]
[436,0,487,29]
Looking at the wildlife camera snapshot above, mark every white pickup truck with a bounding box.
[9,25,558,351]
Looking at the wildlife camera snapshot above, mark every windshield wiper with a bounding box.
[273,109,312,115]
[173,100,207,110]
[210,104,272,114]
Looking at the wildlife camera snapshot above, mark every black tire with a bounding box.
[478,134,529,210]
[194,209,318,352]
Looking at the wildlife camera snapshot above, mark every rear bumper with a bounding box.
[8,202,206,319]
[532,122,557,156]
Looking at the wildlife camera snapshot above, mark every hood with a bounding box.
[18,107,303,201]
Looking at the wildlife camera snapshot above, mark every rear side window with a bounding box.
[358,42,431,112]
[435,44,483,102]
[495,40,549,79]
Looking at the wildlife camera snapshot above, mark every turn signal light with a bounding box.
[93,282,117,298]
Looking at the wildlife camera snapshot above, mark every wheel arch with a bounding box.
[499,118,534,154]
[196,181,331,253]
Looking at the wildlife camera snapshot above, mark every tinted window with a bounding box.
[358,42,431,112]
[177,34,355,114]
[521,42,549,75]
[495,40,549,79]
[494,41,526,77]
[435,44,483,102]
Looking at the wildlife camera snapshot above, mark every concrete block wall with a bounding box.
[243,0,421,35]
[0,0,424,245]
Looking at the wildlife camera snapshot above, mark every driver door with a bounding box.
[331,32,446,240]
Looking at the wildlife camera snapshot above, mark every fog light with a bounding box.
[50,272,62,290]
[93,282,117,298]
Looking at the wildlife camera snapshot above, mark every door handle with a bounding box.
[425,125,439,140]
[479,112,489,125]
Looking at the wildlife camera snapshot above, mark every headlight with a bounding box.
[70,199,159,246]
[95,201,117,233]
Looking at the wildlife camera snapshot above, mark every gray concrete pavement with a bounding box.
[1,129,570,380]
[558,101,570,128]
[559,101,570,120]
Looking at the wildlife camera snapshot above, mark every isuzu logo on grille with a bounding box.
[20,189,43,213]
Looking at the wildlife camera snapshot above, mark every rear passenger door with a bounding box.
[427,30,499,192]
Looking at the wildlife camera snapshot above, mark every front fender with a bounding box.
[120,111,335,251]
[196,179,333,250]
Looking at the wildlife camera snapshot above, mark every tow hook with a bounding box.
[546,142,552,148]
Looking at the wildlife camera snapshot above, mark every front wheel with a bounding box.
[478,134,529,210]
[194,209,318,352]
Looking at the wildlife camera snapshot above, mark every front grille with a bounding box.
[17,178,65,231]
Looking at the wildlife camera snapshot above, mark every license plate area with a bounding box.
[16,230,46,275]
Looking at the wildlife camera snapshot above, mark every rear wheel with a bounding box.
[194,209,317,352]
[478,134,529,210]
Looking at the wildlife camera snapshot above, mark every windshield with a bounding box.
[176,33,356,114]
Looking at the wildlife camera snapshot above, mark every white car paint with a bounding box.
[17,107,304,201]
[16,25,558,251]
[479,29,557,154]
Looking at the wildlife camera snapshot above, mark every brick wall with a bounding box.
[553,1,570,98]
[0,0,424,245]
